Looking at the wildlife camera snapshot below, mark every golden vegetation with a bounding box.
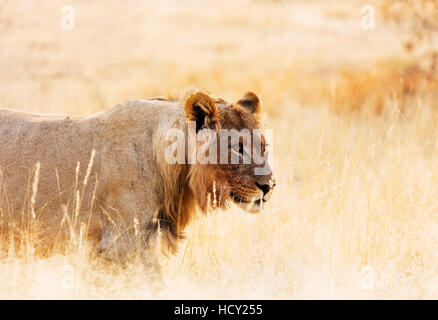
[327,60,438,114]
[0,0,438,299]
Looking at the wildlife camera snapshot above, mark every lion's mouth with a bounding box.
[230,191,265,213]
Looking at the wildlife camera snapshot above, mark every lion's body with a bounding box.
[0,91,274,261]
[0,99,188,256]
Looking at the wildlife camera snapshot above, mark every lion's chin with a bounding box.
[235,199,263,213]
[230,192,264,213]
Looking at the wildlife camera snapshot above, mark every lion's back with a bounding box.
[0,108,101,217]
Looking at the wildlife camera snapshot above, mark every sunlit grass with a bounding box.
[0,0,437,299]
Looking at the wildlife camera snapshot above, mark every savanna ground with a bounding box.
[1,0,438,299]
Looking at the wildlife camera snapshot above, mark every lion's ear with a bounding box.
[184,92,219,132]
[237,91,261,114]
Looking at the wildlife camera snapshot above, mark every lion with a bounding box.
[0,91,275,260]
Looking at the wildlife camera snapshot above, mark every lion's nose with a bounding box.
[256,182,272,197]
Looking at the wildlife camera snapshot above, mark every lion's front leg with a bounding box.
[97,222,162,276]
[96,202,161,274]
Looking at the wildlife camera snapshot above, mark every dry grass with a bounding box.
[1,0,438,299]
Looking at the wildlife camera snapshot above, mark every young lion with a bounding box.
[0,91,275,260]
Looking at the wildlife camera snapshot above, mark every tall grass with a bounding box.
[0,0,437,299]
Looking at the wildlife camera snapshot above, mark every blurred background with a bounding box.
[1,0,438,299]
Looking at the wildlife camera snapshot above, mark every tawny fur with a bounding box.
[0,91,273,259]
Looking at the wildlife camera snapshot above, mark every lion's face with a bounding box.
[185,91,275,213]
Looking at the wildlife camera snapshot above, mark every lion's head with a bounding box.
[184,91,275,214]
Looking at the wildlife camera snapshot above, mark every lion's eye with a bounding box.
[232,143,244,156]
[262,143,270,155]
